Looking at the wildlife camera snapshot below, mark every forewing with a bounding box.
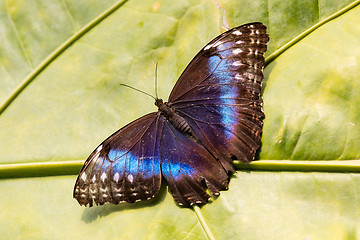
[159,119,229,207]
[169,23,269,170]
[74,112,162,206]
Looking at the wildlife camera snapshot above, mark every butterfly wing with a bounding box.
[168,23,269,171]
[74,22,269,207]
[159,120,229,206]
[73,112,162,206]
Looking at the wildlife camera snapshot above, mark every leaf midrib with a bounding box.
[0,160,359,179]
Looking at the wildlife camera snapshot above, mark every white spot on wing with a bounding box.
[113,172,120,182]
[81,173,87,181]
[232,61,243,66]
[96,145,103,153]
[235,73,242,80]
[204,44,212,50]
[101,172,107,182]
[91,175,96,183]
[213,41,223,48]
[127,174,134,183]
[232,49,243,54]
[92,150,101,162]
[236,40,244,44]
[232,30,242,35]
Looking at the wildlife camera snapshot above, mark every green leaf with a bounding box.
[261,1,360,160]
[1,0,360,239]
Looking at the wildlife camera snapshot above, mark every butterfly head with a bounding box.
[156,98,171,115]
[155,98,164,107]
[156,98,176,120]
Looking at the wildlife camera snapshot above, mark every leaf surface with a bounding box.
[0,0,359,239]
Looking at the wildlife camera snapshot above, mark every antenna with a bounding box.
[119,84,156,100]
[119,63,160,101]
[155,63,159,99]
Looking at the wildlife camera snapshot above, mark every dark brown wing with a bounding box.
[168,23,269,171]
[74,112,162,206]
[159,119,229,206]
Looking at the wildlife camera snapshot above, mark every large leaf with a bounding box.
[1,0,360,239]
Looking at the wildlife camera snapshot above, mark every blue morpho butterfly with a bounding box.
[74,22,269,207]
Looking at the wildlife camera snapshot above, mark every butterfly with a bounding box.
[74,22,269,207]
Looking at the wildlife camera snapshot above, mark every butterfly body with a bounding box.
[156,99,193,136]
[74,22,269,207]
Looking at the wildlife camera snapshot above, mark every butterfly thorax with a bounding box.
[156,98,193,136]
